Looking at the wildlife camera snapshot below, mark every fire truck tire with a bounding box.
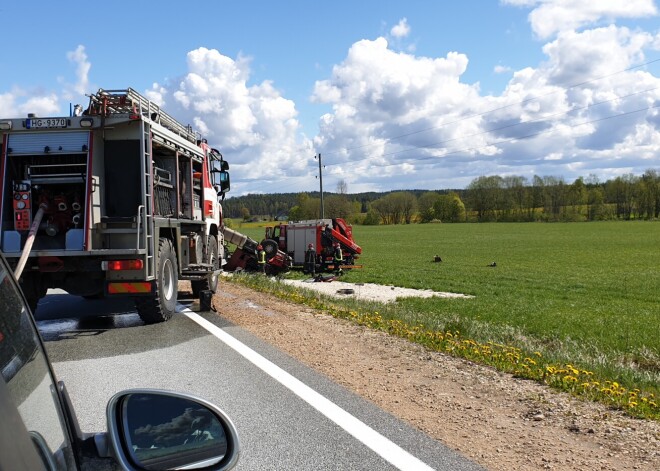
[191,235,219,297]
[135,238,178,324]
[261,239,278,258]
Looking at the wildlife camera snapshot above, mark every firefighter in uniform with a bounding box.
[333,242,343,276]
[257,244,266,274]
[304,243,316,276]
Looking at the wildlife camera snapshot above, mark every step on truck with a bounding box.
[0,88,231,323]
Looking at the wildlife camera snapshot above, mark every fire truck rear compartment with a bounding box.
[3,152,87,251]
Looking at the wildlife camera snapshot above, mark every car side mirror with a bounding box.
[100,389,240,471]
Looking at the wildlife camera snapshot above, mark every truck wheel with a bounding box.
[261,239,278,258]
[191,235,219,297]
[135,238,178,323]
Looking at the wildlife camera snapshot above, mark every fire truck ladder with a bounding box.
[88,88,200,144]
[139,121,155,280]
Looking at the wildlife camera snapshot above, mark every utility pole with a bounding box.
[316,153,325,219]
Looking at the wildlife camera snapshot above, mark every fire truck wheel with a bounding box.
[135,238,178,323]
[191,235,219,297]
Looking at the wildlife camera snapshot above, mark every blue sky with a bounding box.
[2,1,659,196]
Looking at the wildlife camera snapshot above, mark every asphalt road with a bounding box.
[36,291,484,471]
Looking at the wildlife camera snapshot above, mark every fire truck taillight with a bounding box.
[102,260,144,271]
[80,118,93,127]
[204,200,214,217]
[0,121,11,130]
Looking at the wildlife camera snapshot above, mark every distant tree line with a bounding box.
[222,181,429,222]
[222,169,660,224]
[463,170,660,222]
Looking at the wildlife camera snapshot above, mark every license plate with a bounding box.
[26,118,67,129]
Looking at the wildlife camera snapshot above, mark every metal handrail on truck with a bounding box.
[87,88,200,144]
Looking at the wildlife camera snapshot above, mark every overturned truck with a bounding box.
[222,226,292,275]
[220,217,363,276]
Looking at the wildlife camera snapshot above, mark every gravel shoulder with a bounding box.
[209,278,659,471]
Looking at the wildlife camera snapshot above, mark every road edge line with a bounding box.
[180,307,435,471]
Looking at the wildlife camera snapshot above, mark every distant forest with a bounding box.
[222,170,660,224]
[222,190,427,220]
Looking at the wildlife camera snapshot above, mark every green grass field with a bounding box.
[228,220,660,417]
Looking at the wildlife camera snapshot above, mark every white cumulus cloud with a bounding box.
[147,47,313,194]
[66,45,91,96]
[502,0,658,39]
[3,44,92,115]
[390,18,411,38]
[309,15,660,192]
[0,87,59,117]
[311,36,495,190]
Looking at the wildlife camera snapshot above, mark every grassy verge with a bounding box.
[225,221,660,420]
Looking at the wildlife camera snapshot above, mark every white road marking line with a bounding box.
[180,308,435,471]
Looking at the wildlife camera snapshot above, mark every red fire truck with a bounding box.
[262,218,362,271]
[0,88,230,322]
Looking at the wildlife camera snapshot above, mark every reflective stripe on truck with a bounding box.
[107,282,153,294]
